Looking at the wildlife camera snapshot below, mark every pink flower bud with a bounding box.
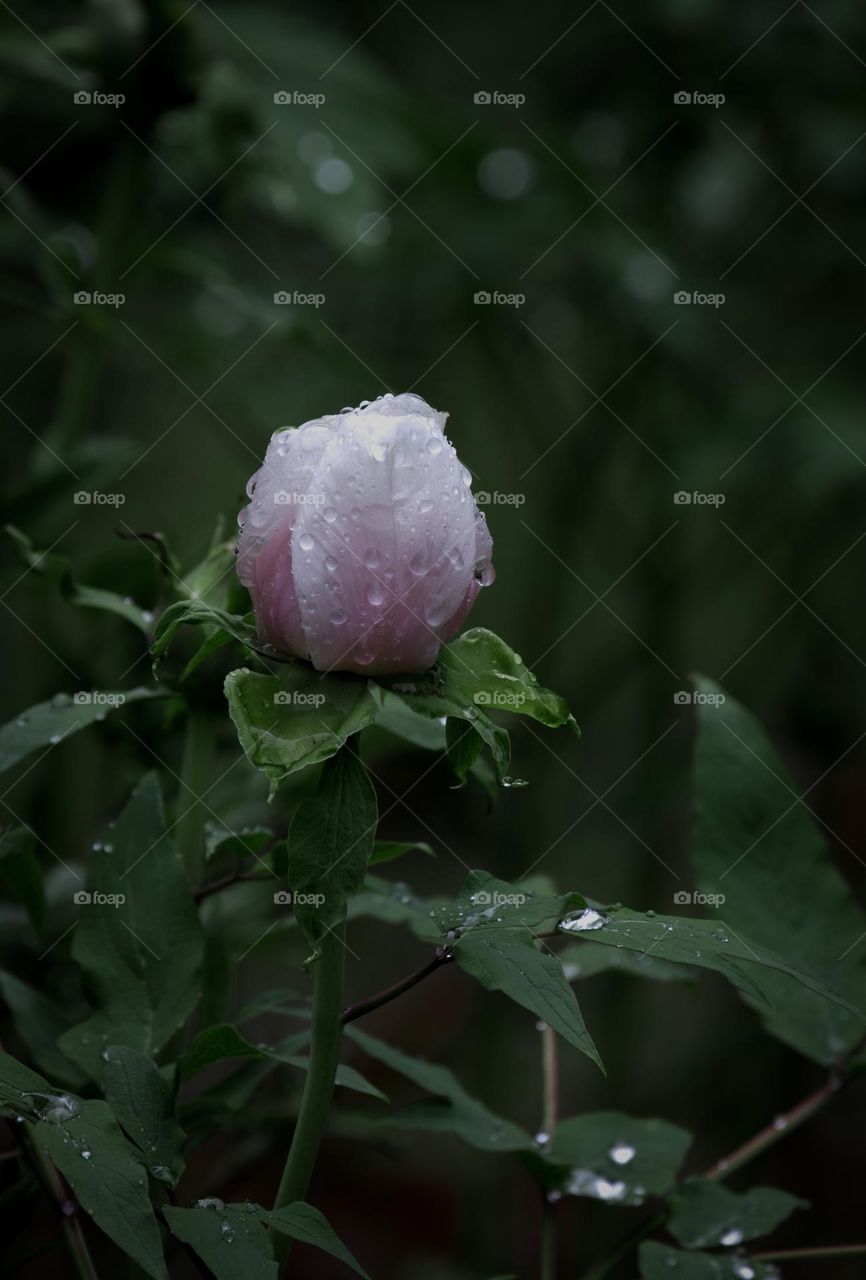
[236,393,495,675]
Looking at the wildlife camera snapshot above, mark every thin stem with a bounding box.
[194,868,274,902]
[754,1244,866,1262]
[539,1024,558,1280]
[175,707,212,883]
[703,1072,843,1181]
[578,1046,861,1280]
[341,947,452,1024]
[270,922,346,1271]
[20,1131,98,1280]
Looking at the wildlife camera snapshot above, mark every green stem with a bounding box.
[754,1244,866,1262]
[175,706,212,884]
[269,922,346,1270]
[539,1024,558,1280]
[26,1135,99,1280]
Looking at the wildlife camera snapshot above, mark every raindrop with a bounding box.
[409,552,427,576]
[367,582,385,607]
[324,555,338,573]
[322,507,338,524]
[720,1228,744,1247]
[363,548,381,569]
[41,1096,80,1124]
[329,609,348,626]
[609,1143,635,1166]
[558,908,609,934]
[298,533,314,552]
[474,559,495,587]
[195,1198,225,1212]
[426,437,443,456]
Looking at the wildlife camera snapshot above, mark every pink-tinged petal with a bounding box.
[236,394,495,674]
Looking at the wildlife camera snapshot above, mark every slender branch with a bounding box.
[194,869,274,902]
[579,1037,866,1280]
[539,1024,558,1280]
[703,1071,843,1181]
[754,1244,866,1262]
[16,1127,98,1280]
[341,947,453,1025]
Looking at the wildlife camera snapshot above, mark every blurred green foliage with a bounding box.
[2,1,866,1276]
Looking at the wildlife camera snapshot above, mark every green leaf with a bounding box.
[455,928,602,1068]
[668,1180,807,1249]
[0,687,163,777]
[560,906,864,1016]
[163,1200,370,1280]
[205,824,274,863]
[181,627,237,681]
[180,522,238,606]
[267,1202,370,1277]
[369,839,434,867]
[547,1111,691,1204]
[179,1024,386,1100]
[164,1202,276,1280]
[445,716,482,784]
[5,525,153,634]
[58,774,204,1079]
[0,1053,167,1280]
[102,1046,186,1186]
[346,1026,533,1153]
[152,599,260,669]
[0,826,45,934]
[381,628,578,733]
[559,942,697,984]
[288,746,377,953]
[225,667,377,797]
[692,676,866,1063]
[426,871,586,941]
[0,971,86,1088]
[640,1242,777,1279]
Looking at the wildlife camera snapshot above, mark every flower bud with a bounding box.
[236,393,494,674]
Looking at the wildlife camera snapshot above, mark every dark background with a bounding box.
[1,1,866,1276]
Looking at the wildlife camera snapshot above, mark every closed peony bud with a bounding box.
[236,393,495,675]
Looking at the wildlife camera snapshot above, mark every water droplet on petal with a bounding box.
[298,532,314,552]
